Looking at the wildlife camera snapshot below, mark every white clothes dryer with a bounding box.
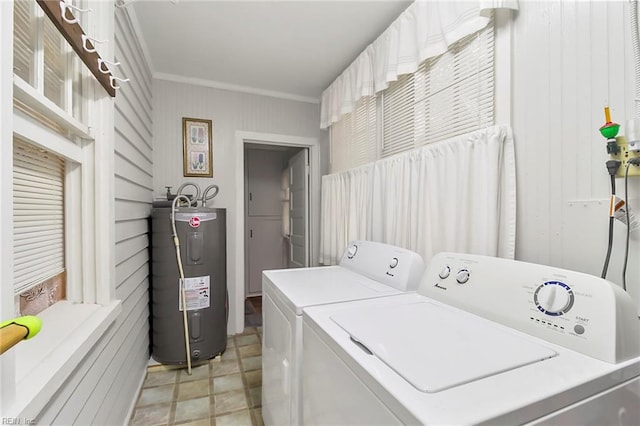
[261,240,424,426]
[302,252,640,425]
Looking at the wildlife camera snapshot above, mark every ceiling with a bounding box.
[129,0,412,103]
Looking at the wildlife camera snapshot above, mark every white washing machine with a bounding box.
[261,240,424,426]
[302,252,640,425]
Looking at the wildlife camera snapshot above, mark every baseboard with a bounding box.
[122,361,147,425]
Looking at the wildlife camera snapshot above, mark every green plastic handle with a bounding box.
[0,315,43,339]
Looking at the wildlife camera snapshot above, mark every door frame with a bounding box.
[234,131,319,333]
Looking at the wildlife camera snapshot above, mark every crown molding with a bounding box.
[154,72,320,104]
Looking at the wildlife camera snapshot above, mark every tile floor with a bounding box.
[129,326,263,426]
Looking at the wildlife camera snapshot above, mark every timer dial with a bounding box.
[346,245,358,259]
[534,281,574,316]
[456,269,470,284]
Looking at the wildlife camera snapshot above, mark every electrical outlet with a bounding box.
[611,136,640,177]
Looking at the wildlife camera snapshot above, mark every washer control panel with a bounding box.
[533,281,574,316]
[420,252,640,363]
[339,240,425,292]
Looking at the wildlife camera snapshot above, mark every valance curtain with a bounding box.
[319,125,516,265]
[320,0,518,129]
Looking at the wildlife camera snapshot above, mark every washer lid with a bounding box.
[330,301,558,393]
[264,266,399,314]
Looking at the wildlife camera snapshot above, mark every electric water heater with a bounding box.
[150,206,227,364]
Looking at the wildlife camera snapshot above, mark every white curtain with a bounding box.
[372,125,515,262]
[320,126,516,265]
[320,0,519,129]
[319,164,374,265]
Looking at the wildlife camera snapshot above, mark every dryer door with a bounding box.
[262,292,293,426]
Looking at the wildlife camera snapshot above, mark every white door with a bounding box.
[288,149,309,268]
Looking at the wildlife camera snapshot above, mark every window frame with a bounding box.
[13,109,85,302]
[11,0,92,306]
[0,0,118,417]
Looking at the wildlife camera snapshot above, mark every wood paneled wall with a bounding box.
[512,0,640,309]
[35,7,154,424]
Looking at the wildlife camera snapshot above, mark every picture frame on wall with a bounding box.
[182,117,213,177]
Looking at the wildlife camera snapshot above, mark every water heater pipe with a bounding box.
[171,195,193,375]
[177,182,200,207]
[201,184,219,207]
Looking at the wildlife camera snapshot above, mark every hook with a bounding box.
[81,35,107,53]
[98,58,121,74]
[59,1,91,25]
[109,75,130,90]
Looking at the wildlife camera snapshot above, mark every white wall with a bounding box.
[512,1,640,309]
[152,80,323,333]
[34,8,154,424]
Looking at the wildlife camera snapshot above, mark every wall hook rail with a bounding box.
[37,0,116,97]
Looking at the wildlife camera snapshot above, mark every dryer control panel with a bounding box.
[419,252,640,364]
[339,240,425,292]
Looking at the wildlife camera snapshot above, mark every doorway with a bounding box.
[233,131,320,334]
[244,144,309,299]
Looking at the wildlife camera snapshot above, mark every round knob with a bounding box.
[534,281,574,316]
[389,257,399,269]
[456,269,470,284]
[439,265,451,279]
[346,245,358,259]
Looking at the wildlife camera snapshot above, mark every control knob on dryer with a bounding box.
[346,244,358,259]
[456,269,470,284]
[439,265,451,279]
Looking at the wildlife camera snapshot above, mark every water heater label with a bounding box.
[178,276,210,311]
[189,216,201,228]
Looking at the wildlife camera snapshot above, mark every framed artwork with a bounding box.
[182,117,213,177]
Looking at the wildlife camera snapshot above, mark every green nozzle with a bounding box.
[599,123,620,139]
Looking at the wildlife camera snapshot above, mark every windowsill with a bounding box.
[8,300,121,419]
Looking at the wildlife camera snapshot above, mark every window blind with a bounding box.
[382,73,416,157]
[13,138,65,294]
[382,16,495,157]
[330,110,351,173]
[349,95,377,167]
[13,0,35,85]
[43,12,67,109]
[329,17,495,170]
[330,95,377,173]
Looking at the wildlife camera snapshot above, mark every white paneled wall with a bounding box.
[153,79,323,333]
[153,80,322,197]
[512,1,640,309]
[35,8,154,424]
